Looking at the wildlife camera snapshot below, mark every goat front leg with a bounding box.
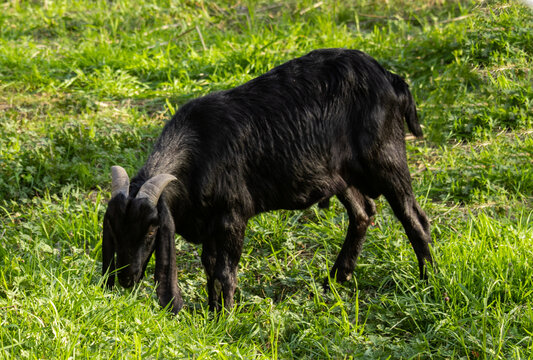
[154,206,183,314]
[203,216,245,312]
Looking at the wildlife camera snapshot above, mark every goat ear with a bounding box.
[111,166,130,198]
[136,174,176,207]
[102,215,116,288]
[154,203,183,313]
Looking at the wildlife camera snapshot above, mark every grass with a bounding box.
[0,0,532,358]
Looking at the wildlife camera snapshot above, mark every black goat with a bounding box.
[102,48,433,314]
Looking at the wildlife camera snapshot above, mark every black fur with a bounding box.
[102,48,433,314]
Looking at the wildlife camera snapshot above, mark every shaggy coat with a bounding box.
[103,48,432,313]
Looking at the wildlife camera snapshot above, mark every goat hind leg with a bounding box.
[324,187,375,290]
[380,170,433,279]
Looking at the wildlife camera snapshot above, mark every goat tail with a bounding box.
[390,73,423,138]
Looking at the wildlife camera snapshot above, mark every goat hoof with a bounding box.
[164,298,183,315]
[322,278,331,292]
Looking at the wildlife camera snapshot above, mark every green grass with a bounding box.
[1,0,532,358]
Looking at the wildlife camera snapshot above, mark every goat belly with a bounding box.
[244,169,347,212]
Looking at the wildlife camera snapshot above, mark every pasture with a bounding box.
[0,0,532,358]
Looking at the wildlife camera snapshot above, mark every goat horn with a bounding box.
[136,174,176,206]
[111,166,130,198]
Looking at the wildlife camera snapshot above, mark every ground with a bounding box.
[0,1,532,358]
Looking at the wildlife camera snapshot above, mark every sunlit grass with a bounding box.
[1,0,532,358]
